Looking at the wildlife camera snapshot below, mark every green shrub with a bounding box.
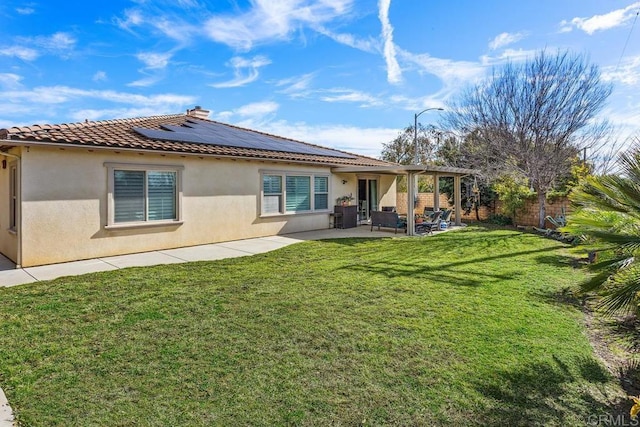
[488,214,513,225]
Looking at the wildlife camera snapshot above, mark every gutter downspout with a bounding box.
[2,150,22,268]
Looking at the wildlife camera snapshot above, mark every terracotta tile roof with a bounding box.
[0,113,394,167]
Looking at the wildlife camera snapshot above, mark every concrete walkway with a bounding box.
[0,226,416,287]
[0,225,446,425]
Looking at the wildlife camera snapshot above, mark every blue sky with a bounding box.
[1,0,639,158]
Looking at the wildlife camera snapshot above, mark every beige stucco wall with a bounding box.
[376,175,396,209]
[0,148,20,263]
[15,146,396,267]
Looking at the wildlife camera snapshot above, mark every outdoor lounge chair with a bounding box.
[416,210,442,234]
[440,209,453,228]
[423,207,436,220]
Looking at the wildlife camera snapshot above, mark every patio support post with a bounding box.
[454,174,462,226]
[407,171,415,236]
[433,173,440,212]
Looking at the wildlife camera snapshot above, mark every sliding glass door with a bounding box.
[357,178,379,221]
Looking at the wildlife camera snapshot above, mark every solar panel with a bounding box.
[133,120,356,159]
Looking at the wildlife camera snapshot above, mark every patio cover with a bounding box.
[331,165,478,236]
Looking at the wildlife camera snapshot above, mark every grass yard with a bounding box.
[0,227,626,426]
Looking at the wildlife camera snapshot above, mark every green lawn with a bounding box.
[0,227,625,426]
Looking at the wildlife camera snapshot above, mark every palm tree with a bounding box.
[563,145,640,315]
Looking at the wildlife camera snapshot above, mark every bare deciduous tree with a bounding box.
[444,50,612,228]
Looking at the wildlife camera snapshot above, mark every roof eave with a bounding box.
[331,164,478,176]
[0,139,390,168]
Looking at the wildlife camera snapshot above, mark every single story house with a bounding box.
[0,107,474,268]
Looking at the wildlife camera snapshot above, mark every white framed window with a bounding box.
[105,162,183,228]
[9,164,17,231]
[314,176,329,210]
[260,171,331,215]
[285,175,311,211]
[262,175,283,214]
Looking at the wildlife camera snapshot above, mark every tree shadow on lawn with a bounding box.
[473,355,621,426]
[318,224,549,248]
[342,262,516,287]
[534,252,594,270]
[336,246,557,287]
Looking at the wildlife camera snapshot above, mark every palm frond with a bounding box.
[567,145,640,316]
[599,267,640,315]
[580,255,634,293]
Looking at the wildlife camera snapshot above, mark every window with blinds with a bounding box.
[113,169,177,223]
[262,175,282,214]
[114,170,145,223]
[148,171,176,221]
[261,171,330,215]
[314,176,328,210]
[285,176,310,212]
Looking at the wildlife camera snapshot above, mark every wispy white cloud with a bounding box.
[0,73,23,90]
[320,88,382,106]
[1,32,77,61]
[127,52,173,87]
[127,75,165,88]
[16,7,35,15]
[177,0,202,7]
[211,55,271,88]
[388,94,445,114]
[480,48,538,65]
[378,0,401,84]
[398,48,485,87]
[602,55,640,86]
[602,102,640,142]
[236,101,279,117]
[203,0,354,50]
[0,46,38,61]
[92,71,108,82]
[256,120,398,157]
[560,2,640,34]
[275,73,316,98]
[150,17,194,44]
[2,85,196,107]
[489,32,526,50]
[136,52,173,69]
[214,100,279,123]
[315,26,379,53]
[32,32,77,52]
[115,8,144,31]
[114,5,195,44]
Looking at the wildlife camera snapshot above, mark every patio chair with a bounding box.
[417,210,442,234]
[423,207,435,220]
[440,209,453,228]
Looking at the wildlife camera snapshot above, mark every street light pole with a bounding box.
[413,107,444,165]
[412,107,443,207]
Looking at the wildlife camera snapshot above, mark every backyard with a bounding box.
[0,226,627,425]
